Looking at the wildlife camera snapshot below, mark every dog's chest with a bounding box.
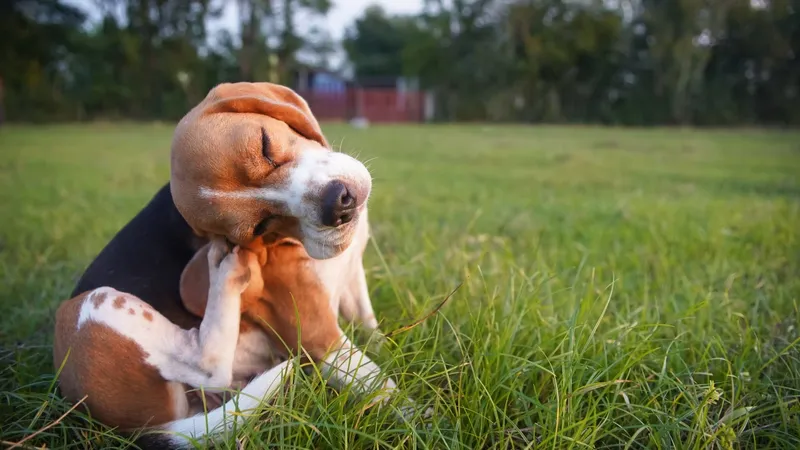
[230,220,368,381]
[230,255,353,380]
[315,260,349,299]
[311,219,368,302]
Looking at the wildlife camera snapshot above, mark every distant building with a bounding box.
[292,66,348,94]
[289,64,430,123]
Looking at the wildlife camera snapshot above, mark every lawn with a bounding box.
[1,123,799,449]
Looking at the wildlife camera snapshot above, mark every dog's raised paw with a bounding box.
[210,245,254,294]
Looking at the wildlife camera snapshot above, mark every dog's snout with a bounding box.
[321,180,357,227]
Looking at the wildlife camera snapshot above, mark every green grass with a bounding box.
[1,123,799,449]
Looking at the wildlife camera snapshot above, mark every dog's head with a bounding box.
[170,82,371,260]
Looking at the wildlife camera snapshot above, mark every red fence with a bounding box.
[298,88,425,123]
[297,91,349,121]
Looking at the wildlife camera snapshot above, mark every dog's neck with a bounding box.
[243,241,341,359]
[181,239,342,360]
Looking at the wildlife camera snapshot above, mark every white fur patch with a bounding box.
[321,334,429,420]
[198,186,286,203]
[198,148,372,259]
[161,359,294,445]
[313,210,370,303]
[76,252,244,391]
[321,335,396,399]
[76,288,203,385]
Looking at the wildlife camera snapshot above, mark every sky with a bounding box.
[210,0,424,67]
[64,0,424,69]
[65,0,424,41]
[231,0,424,41]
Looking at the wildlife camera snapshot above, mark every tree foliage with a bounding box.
[1,0,332,122]
[3,0,799,125]
[345,0,800,125]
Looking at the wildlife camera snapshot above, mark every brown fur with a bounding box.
[53,291,184,430]
[170,82,329,245]
[180,240,342,362]
[52,82,371,437]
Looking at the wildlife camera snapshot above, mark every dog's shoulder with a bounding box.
[71,183,205,329]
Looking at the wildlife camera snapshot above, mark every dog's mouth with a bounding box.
[301,207,364,259]
[245,200,365,260]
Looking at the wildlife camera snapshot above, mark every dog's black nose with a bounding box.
[321,180,356,227]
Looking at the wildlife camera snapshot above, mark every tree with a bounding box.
[506,0,625,122]
[404,0,510,120]
[0,0,86,121]
[343,5,419,80]
[3,0,799,125]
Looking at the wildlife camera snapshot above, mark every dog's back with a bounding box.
[72,183,206,330]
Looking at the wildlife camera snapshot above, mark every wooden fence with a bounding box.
[297,88,426,123]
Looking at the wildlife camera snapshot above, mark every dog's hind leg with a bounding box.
[70,239,253,394]
[157,239,254,391]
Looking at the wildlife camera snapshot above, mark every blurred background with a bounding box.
[1,0,798,126]
[2,4,800,447]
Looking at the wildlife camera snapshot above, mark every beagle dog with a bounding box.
[54,82,407,449]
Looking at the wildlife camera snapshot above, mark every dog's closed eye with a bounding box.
[261,127,278,168]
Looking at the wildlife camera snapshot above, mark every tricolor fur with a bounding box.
[53,82,420,449]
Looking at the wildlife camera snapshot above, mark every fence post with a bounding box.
[424,91,435,123]
[355,87,364,121]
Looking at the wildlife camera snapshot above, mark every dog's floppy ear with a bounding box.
[203,82,329,148]
[180,242,266,317]
[180,244,211,317]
